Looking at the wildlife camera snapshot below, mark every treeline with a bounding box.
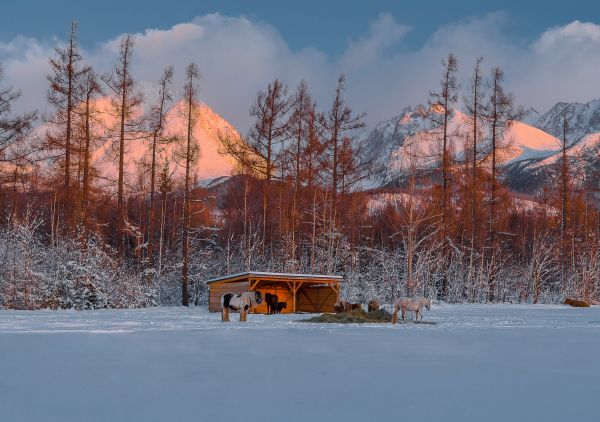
[0,24,598,309]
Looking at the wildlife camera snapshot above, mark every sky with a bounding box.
[2,0,600,132]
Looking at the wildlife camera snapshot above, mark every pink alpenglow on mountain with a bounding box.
[89,99,242,187]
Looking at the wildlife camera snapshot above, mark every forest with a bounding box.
[1,24,599,310]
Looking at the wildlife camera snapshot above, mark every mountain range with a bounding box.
[33,97,600,197]
[36,98,242,191]
[360,99,600,194]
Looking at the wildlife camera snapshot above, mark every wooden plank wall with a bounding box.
[208,281,249,312]
[297,285,337,313]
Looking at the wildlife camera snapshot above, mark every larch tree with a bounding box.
[177,63,201,306]
[301,100,324,271]
[463,57,485,242]
[320,75,366,275]
[426,54,458,300]
[462,57,485,299]
[250,79,292,241]
[287,80,312,260]
[219,79,292,241]
[303,101,324,190]
[321,75,366,220]
[0,64,36,219]
[46,22,89,224]
[76,69,102,225]
[481,66,520,301]
[102,34,143,251]
[559,117,570,291]
[0,65,36,163]
[157,158,172,276]
[147,66,174,271]
[428,53,458,236]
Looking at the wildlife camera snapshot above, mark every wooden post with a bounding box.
[293,281,297,313]
[249,278,260,313]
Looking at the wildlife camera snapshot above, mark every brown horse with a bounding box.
[334,300,362,313]
[264,293,279,314]
[368,299,380,312]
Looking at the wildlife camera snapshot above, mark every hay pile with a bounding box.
[302,308,393,323]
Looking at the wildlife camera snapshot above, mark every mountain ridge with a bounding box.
[35,98,242,191]
[360,99,600,193]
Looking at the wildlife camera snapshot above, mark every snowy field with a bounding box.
[1,304,599,422]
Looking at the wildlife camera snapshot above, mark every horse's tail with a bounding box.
[391,303,399,324]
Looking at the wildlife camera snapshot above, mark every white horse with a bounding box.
[221,291,263,322]
[392,296,431,324]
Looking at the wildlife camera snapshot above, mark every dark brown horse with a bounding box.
[264,293,279,314]
[368,299,380,312]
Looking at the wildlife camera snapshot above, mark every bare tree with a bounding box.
[0,65,36,221]
[286,80,312,259]
[427,54,458,300]
[0,66,36,160]
[219,79,291,241]
[177,63,201,306]
[77,70,102,225]
[0,64,36,171]
[304,102,324,190]
[527,230,557,304]
[102,34,143,251]
[321,75,366,217]
[251,79,292,240]
[429,53,458,234]
[558,117,570,291]
[147,67,174,271]
[46,22,89,222]
[463,57,485,240]
[157,158,172,276]
[481,66,520,301]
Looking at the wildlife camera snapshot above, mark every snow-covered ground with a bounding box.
[1,304,599,421]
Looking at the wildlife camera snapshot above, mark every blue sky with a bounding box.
[4,0,600,53]
[2,1,600,131]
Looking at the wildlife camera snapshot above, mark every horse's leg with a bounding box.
[401,307,406,323]
[222,307,229,322]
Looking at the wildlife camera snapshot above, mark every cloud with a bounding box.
[340,13,410,71]
[535,20,600,50]
[2,13,600,132]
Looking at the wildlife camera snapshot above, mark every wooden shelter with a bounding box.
[207,272,343,314]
